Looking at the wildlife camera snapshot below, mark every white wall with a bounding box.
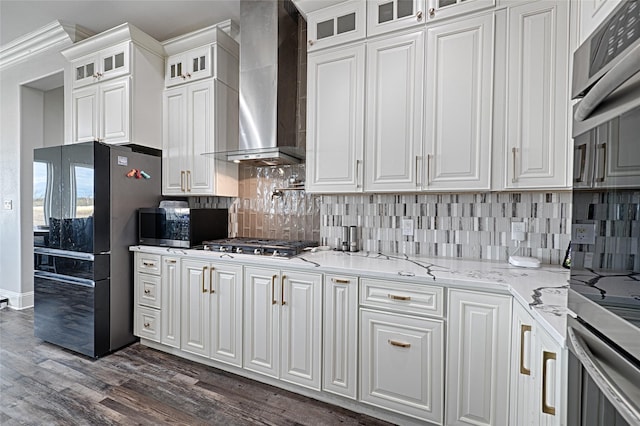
[0,42,71,308]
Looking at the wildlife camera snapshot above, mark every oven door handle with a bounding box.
[567,327,640,425]
[34,270,95,288]
[575,44,640,122]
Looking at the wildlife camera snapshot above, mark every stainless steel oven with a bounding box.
[568,1,640,425]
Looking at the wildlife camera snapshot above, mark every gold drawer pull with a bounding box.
[388,339,411,348]
[520,324,532,376]
[142,261,156,267]
[331,278,351,284]
[201,266,208,293]
[388,294,411,301]
[165,259,176,264]
[542,351,557,415]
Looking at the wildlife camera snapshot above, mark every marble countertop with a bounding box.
[130,246,570,346]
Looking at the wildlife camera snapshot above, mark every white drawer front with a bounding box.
[137,273,161,309]
[136,306,161,342]
[360,278,443,317]
[136,253,161,275]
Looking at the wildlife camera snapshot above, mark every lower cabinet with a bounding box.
[161,256,181,348]
[360,308,444,424]
[510,301,564,426]
[323,274,359,399]
[180,258,243,367]
[446,289,512,426]
[243,266,322,390]
[134,252,162,342]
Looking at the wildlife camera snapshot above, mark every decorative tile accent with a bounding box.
[320,192,572,265]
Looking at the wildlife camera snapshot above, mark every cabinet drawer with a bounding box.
[360,278,443,317]
[135,306,161,342]
[136,273,161,309]
[136,253,161,275]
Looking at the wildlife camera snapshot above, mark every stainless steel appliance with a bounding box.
[138,207,228,248]
[568,1,640,424]
[202,238,317,258]
[33,141,161,358]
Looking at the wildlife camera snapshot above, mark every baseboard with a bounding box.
[0,289,34,309]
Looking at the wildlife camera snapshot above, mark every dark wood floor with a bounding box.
[0,308,392,425]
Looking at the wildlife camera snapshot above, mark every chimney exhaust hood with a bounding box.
[223,0,304,166]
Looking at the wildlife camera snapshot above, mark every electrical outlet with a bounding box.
[402,218,414,236]
[572,223,596,245]
[3,200,12,210]
[511,221,526,241]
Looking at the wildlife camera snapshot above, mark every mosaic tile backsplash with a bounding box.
[571,190,639,271]
[191,165,573,265]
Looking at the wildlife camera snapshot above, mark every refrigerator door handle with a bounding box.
[34,270,95,288]
[34,247,95,261]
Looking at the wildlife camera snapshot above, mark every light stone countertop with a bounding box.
[130,246,570,346]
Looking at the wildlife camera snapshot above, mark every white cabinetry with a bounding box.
[307,0,366,52]
[62,24,164,149]
[134,253,162,342]
[577,0,623,45]
[306,43,365,193]
[323,274,358,399]
[180,259,243,367]
[367,0,426,36]
[365,30,424,192]
[446,289,511,426]
[502,0,571,189]
[510,301,565,426]
[425,0,495,22]
[161,25,239,197]
[161,256,181,348]
[423,11,494,191]
[359,278,444,424]
[243,266,322,390]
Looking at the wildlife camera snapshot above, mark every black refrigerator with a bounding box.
[33,141,161,357]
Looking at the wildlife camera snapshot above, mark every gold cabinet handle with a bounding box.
[596,143,607,183]
[331,278,350,284]
[180,170,186,191]
[388,294,411,301]
[142,261,155,267]
[542,351,557,415]
[426,154,432,186]
[512,147,518,183]
[416,155,422,188]
[520,324,532,375]
[209,266,215,294]
[165,259,176,264]
[574,144,587,183]
[281,275,287,305]
[271,275,277,305]
[428,7,435,17]
[356,159,363,189]
[201,266,208,293]
[186,170,191,192]
[388,339,411,348]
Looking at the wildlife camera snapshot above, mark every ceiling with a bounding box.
[0,0,241,47]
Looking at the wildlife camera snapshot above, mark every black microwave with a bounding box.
[138,208,228,248]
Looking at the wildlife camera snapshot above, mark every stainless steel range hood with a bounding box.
[225,0,304,166]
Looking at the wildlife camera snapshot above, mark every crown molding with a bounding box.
[0,21,93,71]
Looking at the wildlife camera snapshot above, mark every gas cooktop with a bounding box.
[201,238,318,258]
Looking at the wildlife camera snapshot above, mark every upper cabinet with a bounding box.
[161,23,239,197]
[62,23,165,149]
[425,0,495,22]
[423,11,494,191]
[500,0,571,190]
[307,0,366,52]
[367,0,426,36]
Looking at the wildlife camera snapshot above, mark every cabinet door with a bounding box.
[446,289,511,426]
[505,1,570,189]
[595,108,640,188]
[72,86,98,143]
[280,271,322,390]
[180,259,210,358]
[99,42,130,82]
[187,80,215,195]
[367,0,426,37]
[161,257,181,349]
[99,76,130,144]
[136,273,161,309]
[536,327,564,426]
[186,46,213,82]
[323,274,358,399]
[210,263,243,367]
[306,44,365,193]
[510,302,538,426]
[307,0,366,52]
[426,0,495,22]
[162,87,188,195]
[360,309,444,423]
[166,54,187,87]
[424,12,493,191]
[72,55,99,88]
[365,30,424,192]
[243,266,280,379]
